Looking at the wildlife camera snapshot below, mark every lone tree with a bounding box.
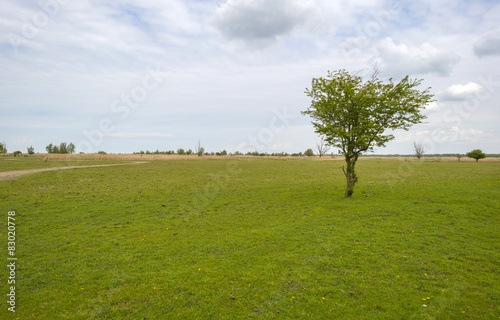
[302,69,434,197]
[466,149,486,163]
[413,141,425,159]
[316,138,330,157]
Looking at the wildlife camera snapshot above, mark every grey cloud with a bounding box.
[212,0,314,46]
[473,31,500,57]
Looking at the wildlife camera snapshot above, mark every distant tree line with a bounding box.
[134,149,229,156]
[132,148,330,157]
[0,139,495,161]
[46,142,75,154]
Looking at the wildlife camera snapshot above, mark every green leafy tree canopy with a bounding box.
[466,149,486,163]
[302,69,434,197]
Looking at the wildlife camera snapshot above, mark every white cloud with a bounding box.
[473,30,500,57]
[424,101,440,111]
[374,38,461,77]
[440,82,486,101]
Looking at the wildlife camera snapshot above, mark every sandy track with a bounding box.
[0,162,147,181]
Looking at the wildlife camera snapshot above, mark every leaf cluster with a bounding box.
[302,70,434,158]
[466,149,487,160]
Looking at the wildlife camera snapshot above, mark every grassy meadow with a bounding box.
[0,156,499,319]
[0,155,127,172]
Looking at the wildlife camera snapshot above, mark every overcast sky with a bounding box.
[1,0,499,155]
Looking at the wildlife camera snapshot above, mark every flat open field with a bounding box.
[0,157,499,319]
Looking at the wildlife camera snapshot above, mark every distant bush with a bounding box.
[271,152,288,157]
[133,149,180,155]
[97,151,107,155]
[216,150,228,156]
[304,148,314,157]
[246,151,268,156]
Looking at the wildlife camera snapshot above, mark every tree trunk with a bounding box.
[342,157,358,198]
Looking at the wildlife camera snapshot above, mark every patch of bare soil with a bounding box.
[0,162,146,181]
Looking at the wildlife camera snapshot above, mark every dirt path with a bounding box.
[0,162,147,181]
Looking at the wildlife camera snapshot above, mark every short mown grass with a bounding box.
[1,158,499,319]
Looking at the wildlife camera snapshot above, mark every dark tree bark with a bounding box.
[342,155,358,198]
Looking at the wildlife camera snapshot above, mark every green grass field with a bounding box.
[1,157,499,319]
[0,156,126,172]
